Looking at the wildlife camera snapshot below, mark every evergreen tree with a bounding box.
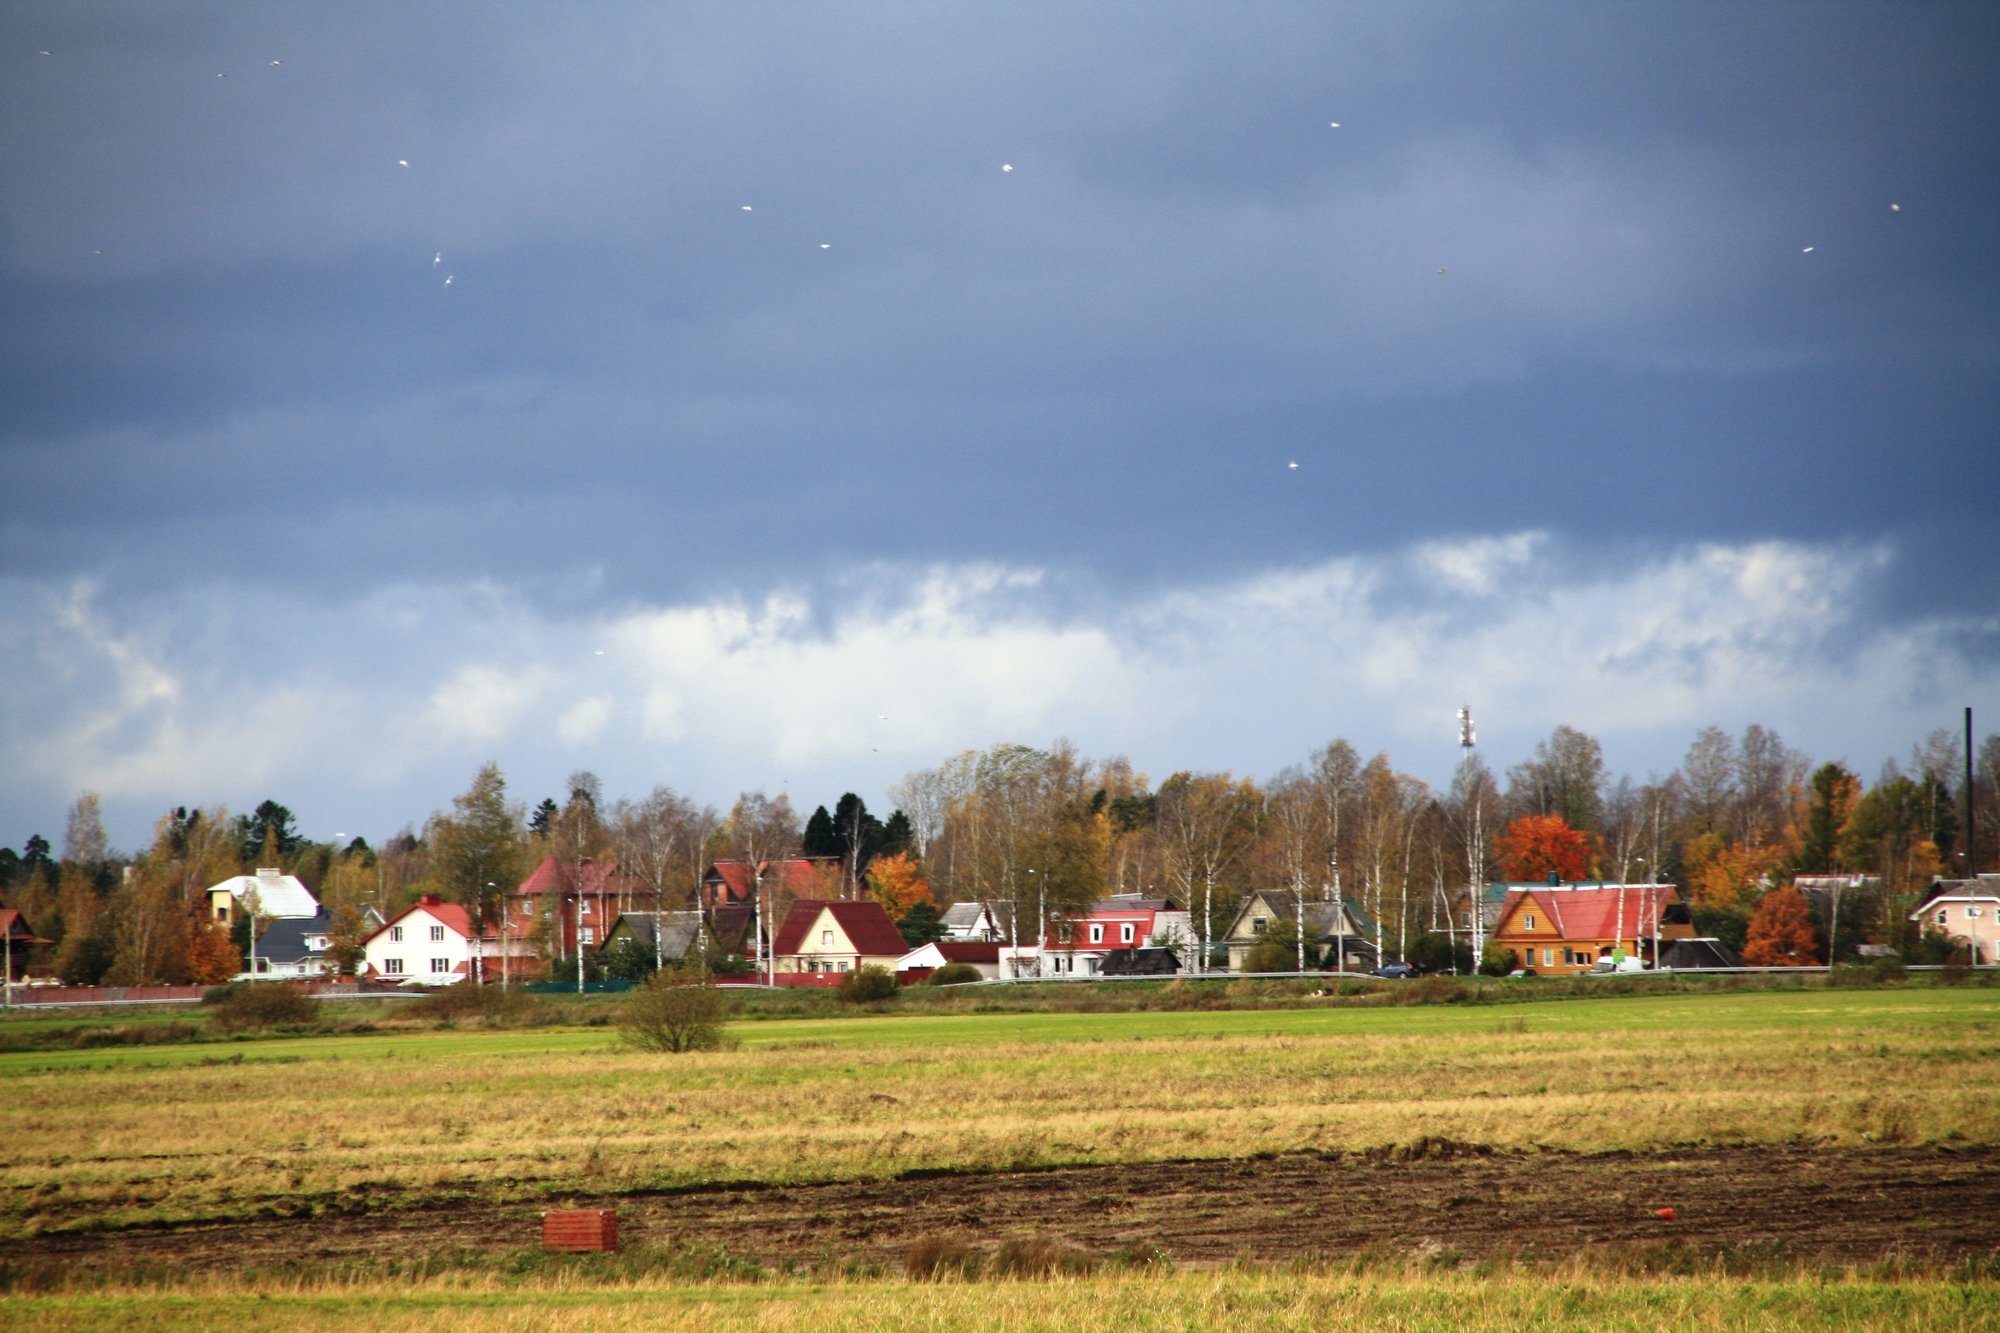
[529,798,559,842]
[802,805,840,857]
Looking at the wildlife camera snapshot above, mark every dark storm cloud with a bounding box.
[2,3,1997,846]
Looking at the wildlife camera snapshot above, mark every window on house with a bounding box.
[429,925,445,941]
[1541,948,1553,967]
[821,929,834,947]
[837,961,849,972]
[1121,923,1135,943]
[1252,917,1267,934]
[390,926,403,942]
[1938,910,1949,926]
[1089,924,1103,944]
[384,958,405,975]
[431,958,449,974]
[1525,914,1536,930]
[579,928,594,946]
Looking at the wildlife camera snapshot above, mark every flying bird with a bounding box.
[1329,121,1341,128]
[820,243,831,249]
[1890,203,1901,213]
[1802,246,1814,253]
[38,50,52,57]
[1002,163,1014,172]
[443,274,453,286]
[1288,461,1299,470]
[741,204,753,211]
[397,159,410,167]
[433,251,442,267]
[269,60,281,67]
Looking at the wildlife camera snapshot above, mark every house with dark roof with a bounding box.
[771,898,908,976]
[252,904,387,979]
[1223,890,1376,972]
[1490,882,1694,975]
[939,900,1015,942]
[1039,894,1192,977]
[2,908,50,984]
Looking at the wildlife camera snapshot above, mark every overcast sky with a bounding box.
[3,3,1996,854]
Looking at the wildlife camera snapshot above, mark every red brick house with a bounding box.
[511,857,659,961]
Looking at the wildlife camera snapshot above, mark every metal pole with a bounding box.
[1968,706,1977,876]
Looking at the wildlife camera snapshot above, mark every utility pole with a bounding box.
[1458,706,1486,966]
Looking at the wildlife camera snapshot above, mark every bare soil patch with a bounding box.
[8,1144,1997,1277]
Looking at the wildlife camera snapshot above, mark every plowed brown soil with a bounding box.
[9,1144,1998,1276]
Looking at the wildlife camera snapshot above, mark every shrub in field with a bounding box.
[621,965,731,1052]
[988,1235,1098,1278]
[927,963,983,986]
[1479,940,1516,978]
[903,1232,980,1279]
[204,982,322,1033]
[1406,931,1474,976]
[409,983,555,1026]
[1869,956,1908,984]
[836,964,899,1004]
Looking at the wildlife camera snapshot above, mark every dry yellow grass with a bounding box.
[2,986,1995,1239]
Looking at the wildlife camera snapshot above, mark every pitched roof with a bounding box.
[603,911,703,960]
[362,894,496,947]
[704,858,845,903]
[0,908,49,944]
[515,855,649,899]
[934,940,1002,964]
[1659,937,1743,969]
[772,898,908,958]
[256,907,332,964]
[208,869,319,918]
[1501,884,1681,941]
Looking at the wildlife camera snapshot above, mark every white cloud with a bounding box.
[1,535,1993,849]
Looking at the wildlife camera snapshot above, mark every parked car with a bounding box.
[1373,961,1420,979]
[1587,955,1648,975]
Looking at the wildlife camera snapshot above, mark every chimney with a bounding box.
[1547,870,1561,887]
[420,893,441,907]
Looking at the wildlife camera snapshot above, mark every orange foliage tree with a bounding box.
[1740,886,1821,966]
[1682,833,1788,912]
[1496,814,1595,882]
[864,852,933,918]
[182,911,243,984]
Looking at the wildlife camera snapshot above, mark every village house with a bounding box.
[251,905,386,979]
[1909,874,2000,965]
[598,905,757,969]
[1040,895,1191,977]
[700,858,845,912]
[207,867,318,927]
[1223,890,1376,973]
[510,857,658,963]
[770,898,907,976]
[358,894,500,986]
[939,900,1015,943]
[1490,881,1695,976]
[2,907,49,985]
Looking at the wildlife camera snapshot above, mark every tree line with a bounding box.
[3,720,1995,985]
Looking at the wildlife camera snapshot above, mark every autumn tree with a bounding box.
[721,791,801,979]
[1740,886,1821,966]
[1156,770,1261,970]
[1496,814,1594,883]
[1505,726,1606,833]
[428,762,525,984]
[865,851,933,918]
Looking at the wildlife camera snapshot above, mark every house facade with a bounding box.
[1910,875,2000,964]
[1223,891,1376,972]
[1491,882,1695,976]
[1040,895,1190,977]
[770,899,909,975]
[358,894,499,986]
[939,900,1015,943]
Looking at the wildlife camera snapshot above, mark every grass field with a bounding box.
[8,1271,1999,1332]
[3,980,1997,1328]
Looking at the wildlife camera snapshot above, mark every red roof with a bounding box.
[0,908,49,944]
[933,941,1002,964]
[515,856,648,899]
[705,858,844,904]
[362,894,497,946]
[1503,885,1679,941]
[772,898,908,958]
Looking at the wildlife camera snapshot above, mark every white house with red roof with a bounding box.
[1039,895,1191,977]
[1910,875,2000,965]
[770,898,908,976]
[1490,881,1695,975]
[359,894,501,986]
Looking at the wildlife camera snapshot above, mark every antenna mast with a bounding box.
[1458,706,1485,965]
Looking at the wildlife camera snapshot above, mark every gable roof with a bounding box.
[1228,891,1369,941]
[603,910,703,960]
[515,855,650,899]
[256,907,332,964]
[772,898,908,958]
[1911,875,2000,915]
[0,908,49,944]
[361,894,495,947]
[208,869,319,918]
[1498,884,1681,941]
[704,858,845,904]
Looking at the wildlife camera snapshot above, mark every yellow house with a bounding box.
[770,899,908,975]
[1491,883,1693,975]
